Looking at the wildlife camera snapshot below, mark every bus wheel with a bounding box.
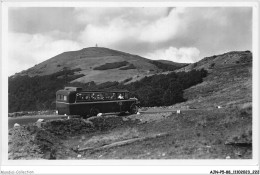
[129,104,138,114]
[90,108,100,117]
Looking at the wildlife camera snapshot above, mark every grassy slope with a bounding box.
[173,63,252,109]
[73,59,252,159]
[15,47,185,84]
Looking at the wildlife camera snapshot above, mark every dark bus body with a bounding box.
[56,87,139,117]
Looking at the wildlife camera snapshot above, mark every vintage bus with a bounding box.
[56,87,139,117]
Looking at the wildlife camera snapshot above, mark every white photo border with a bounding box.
[1,0,259,174]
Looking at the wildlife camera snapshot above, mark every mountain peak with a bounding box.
[15,47,185,84]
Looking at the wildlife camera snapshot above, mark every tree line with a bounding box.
[8,68,207,113]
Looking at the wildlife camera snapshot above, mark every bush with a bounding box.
[93,61,129,70]
[8,68,84,113]
[119,64,136,70]
[163,82,185,105]
[210,63,215,68]
[150,61,187,71]
[122,77,133,83]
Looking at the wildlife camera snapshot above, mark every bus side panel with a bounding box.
[56,102,70,115]
[57,99,137,116]
[79,101,120,114]
[99,101,119,113]
[69,104,91,116]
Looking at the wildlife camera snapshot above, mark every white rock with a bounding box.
[217,106,222,109]
[14,123,20,127]
[37,119,44,122]
[64,114,67,116]
[226,156,231,159]
[162,153,166,156]
[97,113,102,117]
[137,112,140,115]
[177,110,181,114]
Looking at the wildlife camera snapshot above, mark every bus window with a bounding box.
[125,93,129,99]
[84,94,91,101]
[64,95,67,101]
[104,93,110,100]
[76,93,91,101]
[94,93,104,100]
[111,93,116,100]
[76,93,82,101]
[91,93,96,100]
[57,94,64,101]
[103,92,115,100]
[117,93,124,100]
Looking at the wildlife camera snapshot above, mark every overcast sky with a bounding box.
[8,7,252,76]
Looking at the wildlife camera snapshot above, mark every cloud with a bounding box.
[145,47,200,63]
[79,18,134,47]
[139,8,185,43]
[9,7,82,35]
[77,7,187,48]
[8,32,81,75]
[76,7,252,53]
[163,7,252,57]
[74,7,170,25]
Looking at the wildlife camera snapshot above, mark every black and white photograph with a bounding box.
[1,1,259,174]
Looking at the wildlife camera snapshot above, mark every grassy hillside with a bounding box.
[8,66,207,113]
[169,52,252,113]
[176,51,252,72]
[15,47,185,84]
[8,50,252,113]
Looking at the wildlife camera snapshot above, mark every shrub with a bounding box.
[93,61,128,70]
[122,77,133,83]
[150,61,187,71]
[119,64,136,70]
[210,63,215,68]
[8,68,83,112]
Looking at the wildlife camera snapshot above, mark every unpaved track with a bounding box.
[139,108,199,114]
[8,115,64,129]
[8,109,199,129]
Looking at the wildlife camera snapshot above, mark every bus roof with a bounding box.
[56,88,129,95]
[80,89,129,93]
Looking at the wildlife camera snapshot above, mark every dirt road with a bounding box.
[8,115,65,129]
[8,108,198,129]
